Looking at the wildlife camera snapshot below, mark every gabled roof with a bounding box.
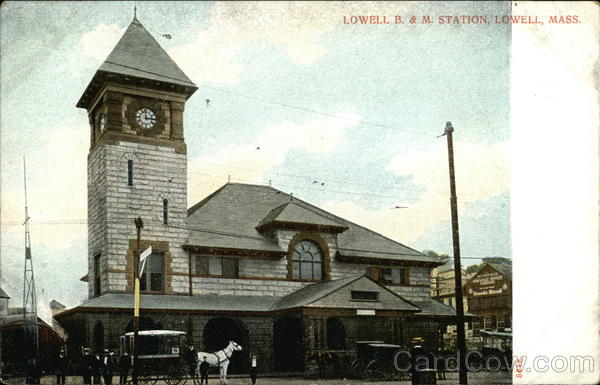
[186,183,440,265]
[488,263,512,280]
[413,298,477,318]
[271,275,420,312]
[271,275,362,311]
[256,202,349,233]
[50,300,66,309]
[0,287,9,299]
[77,17,197,108]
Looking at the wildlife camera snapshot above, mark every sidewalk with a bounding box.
[10,371,511,385]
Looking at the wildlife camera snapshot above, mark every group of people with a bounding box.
[78,348,131,385]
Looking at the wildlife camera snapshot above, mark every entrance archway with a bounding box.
[326,317,346,349]
[93,320,104,352]
[203,317,249,373]
[273,317,304,372]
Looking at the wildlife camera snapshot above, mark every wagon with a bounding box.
[120,330,190,385]
[350,341,409,381]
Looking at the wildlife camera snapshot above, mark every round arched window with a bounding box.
[292,240,323,280]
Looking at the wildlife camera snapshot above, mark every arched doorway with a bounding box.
[326,317,346,349]
[273,317,304,372]
[124,317,164,333]
[203,317,249,373]
[93,320,104,352]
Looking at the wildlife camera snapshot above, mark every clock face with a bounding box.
[98,113,106,131]
[135,107,156,129]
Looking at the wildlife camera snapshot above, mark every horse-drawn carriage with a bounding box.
[119,330,242,385]
[350,341,409,381]
[120,330,188,385]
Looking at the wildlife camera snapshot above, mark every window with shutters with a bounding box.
[194,255,239,278]
[367,266,408,285]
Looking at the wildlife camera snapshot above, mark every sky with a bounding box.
[0,1,512,310]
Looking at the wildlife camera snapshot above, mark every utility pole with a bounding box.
[133,216,143,385]
[442,122,468,384]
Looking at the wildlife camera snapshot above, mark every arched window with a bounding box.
[292,240,323,280]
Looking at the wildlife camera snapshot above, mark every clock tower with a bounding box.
[77,16,197,299]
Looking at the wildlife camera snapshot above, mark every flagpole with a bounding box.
[132,217,143,385]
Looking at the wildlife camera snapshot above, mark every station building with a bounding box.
[56,16,460,373]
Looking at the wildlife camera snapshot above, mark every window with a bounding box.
[163,199,168,225]
[351,291,379,301]
[291,240,323,280]
[367,267,407,284]
[140,252,164,292]
[194,255,239,277]
[483,316,493,330]
[94,253,101,296]
[127,160,133,187]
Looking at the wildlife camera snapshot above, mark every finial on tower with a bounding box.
[134,2,137,20]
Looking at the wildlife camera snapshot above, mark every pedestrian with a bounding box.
[186,345,198,378]
[101,349,115,385]
[249,355,257,385]
[118,352,130,385]
[199,356,210,385]
[80,348,94,385]
[92,351,102,385]
[56,350,67,385]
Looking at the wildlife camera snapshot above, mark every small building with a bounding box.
[431,259,468,310]
[463,262,512,349]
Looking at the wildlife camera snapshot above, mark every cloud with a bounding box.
[79,24,125,61]
[168,1,411,84]
[322,140,510,244]
[0,123,88,251]
[188,113,357,203]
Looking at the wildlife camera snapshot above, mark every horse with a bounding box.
[196,341,243,385]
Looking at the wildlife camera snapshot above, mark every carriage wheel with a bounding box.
[350,359,366,378]
[164,366,185,385]
[366,360,384,381]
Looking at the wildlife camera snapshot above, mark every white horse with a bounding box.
[196,341,243,384]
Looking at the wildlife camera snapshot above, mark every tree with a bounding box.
[465,257,511,274]
[423,250,450,261]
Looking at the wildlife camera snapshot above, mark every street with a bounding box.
[6,371,512,385]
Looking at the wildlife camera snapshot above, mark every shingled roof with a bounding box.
[77,17,197,108]
[186,183,441,265]
[0,287,9,299]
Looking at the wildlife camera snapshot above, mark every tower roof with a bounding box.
[77,17,197,109]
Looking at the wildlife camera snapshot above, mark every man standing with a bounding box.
[249,355,258,385]
[55,350,67,385]
[80,348,94,385]
[118,352,130,385]
[101,349,115,385]
[186,345,198,378]
[199,356,210,385]
[92,352,101,385]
